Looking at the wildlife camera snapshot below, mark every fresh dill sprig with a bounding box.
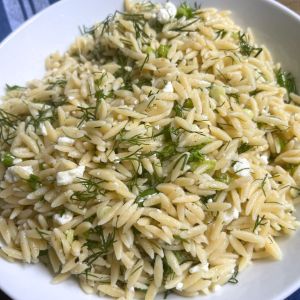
[172,18,200,32]
[71,177,104,207]
[46,78,67,90]
[119,12,149,41]
[228,266,239,284]
[83,226,115,266]
[173,99,194,117]
[238,32,263,57]
[275,68,297,100]
[5,84,25,92]
[26,106,54,132]
[0,109,19,146]
[116,127,153,146]
[253,215,267,232]
[237,143,254,154]
[163,257,175,283]
[215,29,227,39]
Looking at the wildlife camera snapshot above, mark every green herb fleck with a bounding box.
[237,143,254,154]
[253,215,267,232]
[27,174,41,190]
[228,266,239,284]
[176,2,195,19]
[275,68,297,100]
[157,45,171,58]
[238,32,262,57]
[1,152,15,167]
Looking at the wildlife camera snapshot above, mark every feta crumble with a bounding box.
[260,154,269,164]
[53,211,73,225]
[56,165,85,186]
[157,2,177,24]
[223,208,239,224]
[175,282,183,291]
[162,81,174,93]
[233,157,251,176]
[5,166,33,183]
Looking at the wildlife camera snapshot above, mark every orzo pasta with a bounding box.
[0,1,299,299]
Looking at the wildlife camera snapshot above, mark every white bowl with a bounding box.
[0,1,299,300]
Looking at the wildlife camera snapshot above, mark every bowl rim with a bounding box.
[0,1,300,300]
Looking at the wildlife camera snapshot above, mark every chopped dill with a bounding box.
[253,215,267,232]
[116,126,153,147]
[275,68,297,100]
[249,89,263,96]
[5,84,25,92]
[26,106,54,132]
[0,108,19,146]
[46,78,67,90]
[228,266,239,284]
[83,226,115,266]
[215,29,227,39]
[163,257,175,282]
[238,32,263,57]
[237,143,254,154]
[70,177,104,207]
[140,53,149,70]
[172,18,200,32]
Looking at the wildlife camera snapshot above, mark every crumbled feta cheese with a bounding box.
[157,8,171,24]
[53,211,73,225]
[58,136,75,146]
[39,123,48,136]
[207,198,213,203]
[4,167,18,183]
[56,165,85,186]
[233,157,251,176]
[165,2,177,18]
[154,125,160,130]
[162,81,174,93]
[189,262,209,273]
[223,208,239,224]
[260,154,269,164]
[124,66,132,72]
[175,282,183,291]
[157,2,177,24]
[129,287,135,292]
[202,114,209,121]
[5,166,33,182]
[212,284,221,292]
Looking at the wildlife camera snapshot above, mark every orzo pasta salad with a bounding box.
[0,1,299,299]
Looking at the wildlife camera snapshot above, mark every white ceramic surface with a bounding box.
[0,1,299,300]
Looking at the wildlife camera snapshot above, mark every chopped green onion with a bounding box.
[176,2,194,19]
[157,45,171,58]
[27,174,41,190]
[1,152,15,167]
